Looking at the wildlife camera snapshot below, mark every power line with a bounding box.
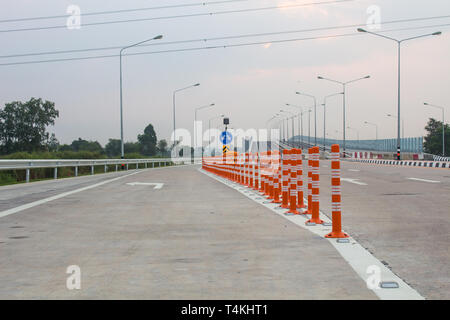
[0,23,446,67]
[1,14,449,60]
[0,0,354,33]
[0,0,250,24]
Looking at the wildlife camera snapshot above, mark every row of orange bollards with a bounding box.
[202,144,348,238]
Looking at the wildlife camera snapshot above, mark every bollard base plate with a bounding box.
[306,218,323,225]
[325,231,349,239]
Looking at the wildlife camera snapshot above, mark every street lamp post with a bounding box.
[285,103,303,146]
[386,113,404,140]
[358,28,441,160]
[364,121,378,150]
[119,34,163,160]
[208,114,224,156]
[173,83,200,149]
[424,102,446,156]
[267,114,279,142]
[195,103,215,159]
[317,75,370,157]
[280,110,295,144]
[347,126,360,150]
[296,92,317,145]
[322,92,344,151]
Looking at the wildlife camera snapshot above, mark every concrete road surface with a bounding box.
[318,161,450,299]
[0,165,376,299]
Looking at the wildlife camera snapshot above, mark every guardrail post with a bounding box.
[91,165,94,175]
[54,167,58,180]
[153,162,155,168]
[104,165,107,173]
[136,163,138,169]
[115,164,118,172]
[126,164,129,170]
[75,166,78,177]
[145,162,148,169]
[26,169,30,183]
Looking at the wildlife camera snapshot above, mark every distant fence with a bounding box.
[290,136,423,153]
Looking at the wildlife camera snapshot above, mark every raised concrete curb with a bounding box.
[347,159,450,168]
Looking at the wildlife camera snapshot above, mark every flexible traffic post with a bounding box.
[296,149,306,210]
[306,148,313,214]
[281,149,290,209]
[287,148,299,214]
[249,153,254,188]
[306,146,323,224]
[254,152,260,190]
[272,150,281,203]
[326,145,349,238]
[260,152,266,194]
[266,151,272,197]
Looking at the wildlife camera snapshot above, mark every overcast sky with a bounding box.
[0,0,449,146]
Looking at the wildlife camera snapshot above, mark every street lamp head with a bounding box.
[153,35,163,40]
[432,31,442,36]
[424,102,429,105]
[364,75,371,79]
[210,103,215,106]
[194,83,200,87]
[317,76,323,80]
[357,28,367,33]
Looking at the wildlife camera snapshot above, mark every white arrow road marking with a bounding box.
[341,178,367,186]
[126,182,164,189]
[407,177,440,184]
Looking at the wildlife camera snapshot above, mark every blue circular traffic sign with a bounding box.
[220,131,233,145]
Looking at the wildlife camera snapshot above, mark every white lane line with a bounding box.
[200,168,423,300]
[126,182,164,189]
[0,170,143,219]
[348,169,360,172]
[341,178,368,186]
[407,177,441,184]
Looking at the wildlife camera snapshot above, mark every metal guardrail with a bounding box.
[0,158,180,183]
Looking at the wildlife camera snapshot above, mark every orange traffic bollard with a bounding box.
[306,148,313,214]
[306,147,323,224]
[281,149,290,209]
[296,149,306,210]
[272,151,281,203]
[325,145,349,238]
[287,148,299,215]
[254,153,260,190]
[249,153,254,188]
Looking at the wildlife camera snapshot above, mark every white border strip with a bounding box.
[199,168,424,300]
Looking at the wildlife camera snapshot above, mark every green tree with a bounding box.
[105,139,121,157]
[46,133,59,152]
[0,98,59,154]
[157,139,168,155]
[125,142,141,154]
[138,124,157,156]
[69,138,103,153]
[423,118,450,156]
